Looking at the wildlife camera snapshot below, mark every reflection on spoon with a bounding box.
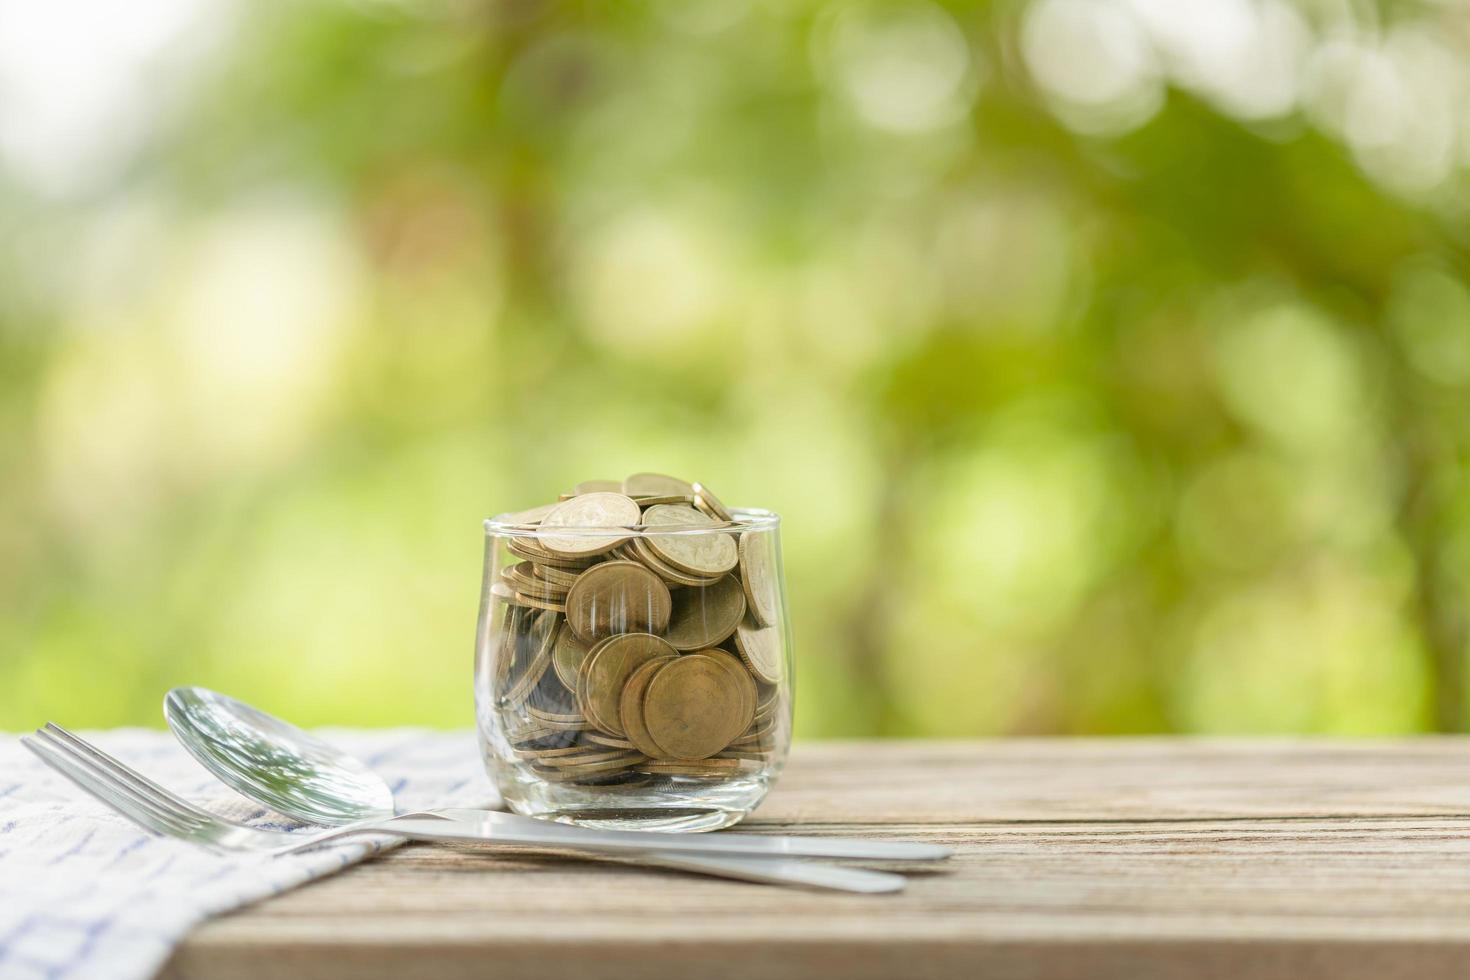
[164,686,396,826]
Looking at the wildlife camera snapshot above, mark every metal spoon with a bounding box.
[164,685,950,864]
[164,686,396,825]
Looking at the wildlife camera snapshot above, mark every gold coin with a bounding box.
[641,652,746,760]
[535,752,637,775]
[503,612,558,707]
[618,655,677,759]
[514,744,580,760]
[626,537,724,587]
[637,760,755,777]
[525,704,583,725]
[551,626,592,689]
[691,482,734,522]
[531,756,647,781]
[514,592,566,614]
[506,722,565,745]
[535,563,583,589]
[507,538,597,569]
[702,649,757,740]
[663,574,746,651]
[580,632,678,737]
[734,712,778,743]
[564,560,672,642]
[539,492,641,557]
[491,580,532,606]
[624,472,696,497]
[503,562,569,599]
[632,494,695,506]
[755,682,780,713]
[573,636,610,722]
[737,532,779,628]
[640,757,745,771]
[640,504,739,576]
[734,619,783,685]
[584,733,635,750]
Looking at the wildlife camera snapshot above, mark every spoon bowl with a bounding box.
[164,686,396,826]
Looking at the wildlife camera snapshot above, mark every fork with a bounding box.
[21,726,906,893]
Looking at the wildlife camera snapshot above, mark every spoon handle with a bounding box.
[433,809,952,861]
[278,822,904,893]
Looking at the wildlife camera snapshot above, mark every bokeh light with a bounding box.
[2,0,1470,739]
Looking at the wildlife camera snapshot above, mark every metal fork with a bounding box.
[20,725,906,892]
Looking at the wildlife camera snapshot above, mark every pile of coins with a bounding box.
[488,473,785,786]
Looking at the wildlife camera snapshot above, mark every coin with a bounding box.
[584,733,635,750]
[540,750,645,774]
[580,632,678,737]
[535,564,583,589]
[624,472,696,497]
[640,757,745,771]
[702,649,757,741]
[491,473,789,790]
[663,574,746,651]
[539,492,641,557]
[626,538,724,588]
[504,612,558,707]
[503,561,569,599]
[514,743,588,760]
[513,591,566,614]
[641,504,738,576]
[618,655,677,759]
[641,652,746,760]
[691,482,733,522]
[551,625,591,689]
[565,560,672,642]
[734,619,783,685]
[526,704,583,725]
[738,532,779,628]
[491,580,529,606]
[507,538,597,569]
[531,756,647,781]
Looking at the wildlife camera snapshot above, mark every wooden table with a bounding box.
[161,739,1470,980]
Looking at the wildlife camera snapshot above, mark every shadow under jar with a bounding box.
[474,487,792,832]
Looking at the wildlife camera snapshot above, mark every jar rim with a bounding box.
[483,507,780,538]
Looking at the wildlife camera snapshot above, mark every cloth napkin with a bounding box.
[0,728,495,980]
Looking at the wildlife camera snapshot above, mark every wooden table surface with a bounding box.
[161,739,1470,980]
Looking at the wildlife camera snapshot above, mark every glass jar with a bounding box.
[473,499,792,832]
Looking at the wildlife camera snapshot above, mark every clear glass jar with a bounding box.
[473,501,792,832]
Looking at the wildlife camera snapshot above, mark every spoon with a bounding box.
[164,686,396,825]
[164,686,950,864]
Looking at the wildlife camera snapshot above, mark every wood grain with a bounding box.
[160,739,1470,980]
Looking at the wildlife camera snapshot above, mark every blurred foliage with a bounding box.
[2,0,1470,736]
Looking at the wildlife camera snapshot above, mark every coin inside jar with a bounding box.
[641,504,738,576]
[641,652,749,760]
[539,492,641,558]
[734,619,783,685]
[618,654,677,759]
[663,573,746,651]
[738,532,779,628]
[580,632,678,737]
[564,560,672,642]
[487,472,789,800]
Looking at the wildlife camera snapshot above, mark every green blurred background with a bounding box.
[3,0,1469,736]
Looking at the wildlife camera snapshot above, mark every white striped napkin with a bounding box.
[0,728,494,980]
